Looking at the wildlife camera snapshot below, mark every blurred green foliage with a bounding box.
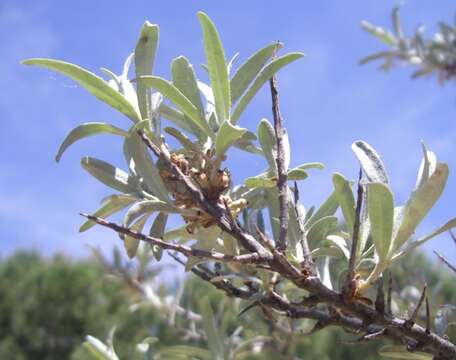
[1,249,454,359]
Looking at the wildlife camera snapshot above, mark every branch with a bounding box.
[269,74,288,252]
[80,213,265,266]
[344,168,364,299]
[434,250,456,275]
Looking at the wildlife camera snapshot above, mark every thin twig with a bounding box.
[292,182,314,272]
[405,285,427,327]
[434,251,456,275]
[386,273,393,316]
[269,74,288,252]
[344,168,364,299]
[80,213,264,265]
[375,276,385,313]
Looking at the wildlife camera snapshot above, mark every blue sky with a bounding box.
[1,0,456,265]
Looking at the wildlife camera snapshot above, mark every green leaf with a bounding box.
[124,213,149,258]
[56,123,127,162]
[215,120,247,157]
[123,131,169,201]
[164,127,201,153]
[306,190,339,228]
[332,173,355,234]
[244,174,276,188]
[138,76,213,138]
[361,21,396,46]
[79,194,136,232]
[159,104,194,133]
[306,216,338,246]
[81,157,139,194]
[124,199,179,227]
[22,58,141,122]
[197,12,230,123]
[159,346,212,360]
[415,142,437,190]
[84,335,119,360]
[257,119,277,172]
[287,168,308,181]
[200,297,224,359]
[230,42,282,104]
[392,163,449,252]
[231,52,304,124]
[171,56,205,127]
[149,212,168,261]
[366,183,394,263]
[135,21,159,120]
[170,62,200,104]
[393,217,456,260]
[352,141,389,183]
[379,345,431,359]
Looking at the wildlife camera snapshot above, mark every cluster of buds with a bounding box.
[158,150,247,233]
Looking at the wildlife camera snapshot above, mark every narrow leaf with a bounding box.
[171,56,205,120]
[392,163,449,252]
[124,199,179,227]
[230,42,282,104]
[197,12,230,123]
[138,76,213,138]
[367,183,394,263]
[306,191,339,228]
[123,131,169,201]
[80,194,136,232]
[124,214,149,258]
[149,212,168,261]
[415,142,437,190]
[215,120,247,157]
[393,217,456,259]
[352,141,389,183]
[135,21,159,119]
[231,52,304,123]
[81,157,139,194]
[22,58,141,122]
[332,173,355,234]
[56,123,127,162]
[257,119,277,172]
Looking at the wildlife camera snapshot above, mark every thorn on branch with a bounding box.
[434,250,456,275]
[405,285,427,328]
[426,296,431,335]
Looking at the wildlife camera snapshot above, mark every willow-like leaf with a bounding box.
[332,173,355,234]
[230,42,282,104]
[149,212,168,261]
[138,76,213,138]
[198,12,230,123]
[231,52,304,124]
[135,21,159,120]
[81,157,139,194]
[124,214,150,258]
[79,194,136,232]
[215,120,247,157]
[22,58,141,122]
[392,163,449,252]
[257,119,277,172]
[124,199,180,227]
[352,141,389,183]
[123,131,169,201]
[367,182,394,263]
[56,123,128,162]
[171,56,205,122]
